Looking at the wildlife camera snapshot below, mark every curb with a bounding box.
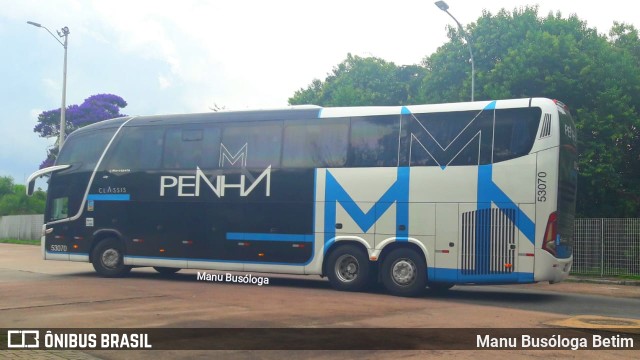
[566,276,640,286]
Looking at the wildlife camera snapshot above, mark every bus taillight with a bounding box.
[542,212,558,256]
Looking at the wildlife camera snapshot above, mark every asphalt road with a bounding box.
[426,284,640,319]
[1,243,639,359]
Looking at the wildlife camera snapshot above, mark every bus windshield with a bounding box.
[57,129,117,169]
[46,128,117,222]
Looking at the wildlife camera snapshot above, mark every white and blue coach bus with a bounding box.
[27,98,577,296]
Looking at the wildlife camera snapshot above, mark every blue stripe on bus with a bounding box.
[477,165,535,244]
[87,194,130,201]
[484,100,497,110]
[226,233,314,242]
[124,255,311,266]
[428,267,534,283]
[45,251,90,255]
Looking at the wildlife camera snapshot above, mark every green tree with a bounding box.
[0,176,13,197]
[289,54,426,106]
[610,22,640,64]
[0,176,46,216]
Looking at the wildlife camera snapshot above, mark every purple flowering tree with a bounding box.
[34,94,128,168]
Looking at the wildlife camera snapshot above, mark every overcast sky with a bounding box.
[1,0,637,186]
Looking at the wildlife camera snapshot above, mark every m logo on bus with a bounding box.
[321,167,410,253]
[403,102,495,167]
[160,166,271,198]
[220,143,248,167]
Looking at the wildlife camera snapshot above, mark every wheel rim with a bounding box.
[101,248,121,269]
[391,258,416,286]
[335,254,359,283]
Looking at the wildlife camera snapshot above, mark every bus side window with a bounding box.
[51,197,69,220]
[107,127,163,170]
[282,118,348,168]
[493,108,541,163]
[221,122,282,169]
[163,127,219,170]
[349,115,399,167]
[408,111,493,167]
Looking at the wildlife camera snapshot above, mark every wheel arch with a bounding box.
[322,237,371,277]
[377,240,428,272]
[89,229,124,263]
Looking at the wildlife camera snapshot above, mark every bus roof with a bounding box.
[70,98,559,136]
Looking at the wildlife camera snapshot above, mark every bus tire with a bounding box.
[326,244,370,292]
[91,238,131,278]
[153,267,180,275]
[381,248,427,297]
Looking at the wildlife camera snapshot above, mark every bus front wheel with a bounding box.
[91,238,131,277]
[326,245,370,292]
[381,248,427,297]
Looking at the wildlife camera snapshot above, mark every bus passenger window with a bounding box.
[407,111,493,167]
[493,108,541,163]
[221,123,282,168]
[283,119,348,168]
[163,127,220,170]
[349,116,399,167]
[107,127,164,170]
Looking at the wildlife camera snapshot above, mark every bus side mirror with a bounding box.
[27,181,36,196]
[25,164,72,196]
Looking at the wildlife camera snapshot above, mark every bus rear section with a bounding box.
[534,101,577,283]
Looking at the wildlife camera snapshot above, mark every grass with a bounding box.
[618,275,640,281]
[571,273,640,280]
[0,238,40,246]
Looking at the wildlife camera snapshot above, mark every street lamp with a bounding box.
[27,21,70,150]
[434,1,475,102]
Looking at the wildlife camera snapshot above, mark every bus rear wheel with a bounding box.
[381,248,427,297]
[326,245,370,292]
[91,238,131,278]
[153,267,180,275]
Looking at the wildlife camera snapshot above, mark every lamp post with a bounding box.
[434,1,475,102]
[27,21,70,150]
